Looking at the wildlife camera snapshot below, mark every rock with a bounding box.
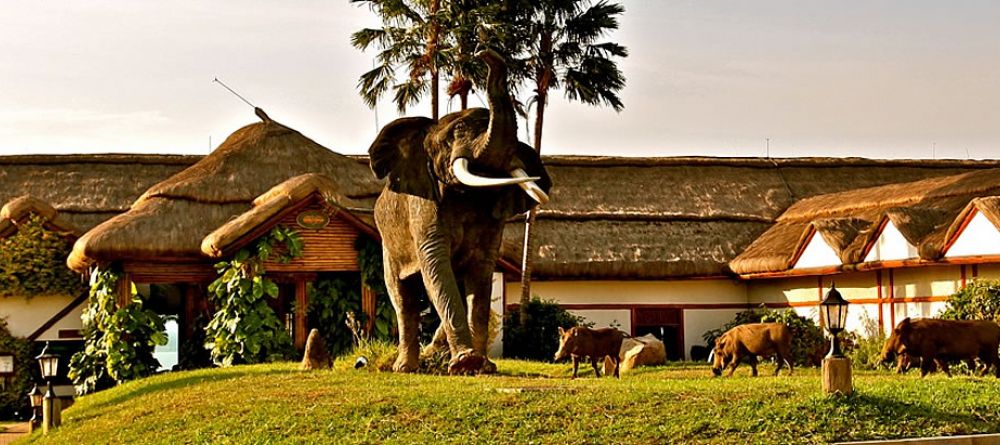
[300,329,332,370]
[603,334,667,375]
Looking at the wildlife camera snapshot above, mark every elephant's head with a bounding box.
[368,49,551,218]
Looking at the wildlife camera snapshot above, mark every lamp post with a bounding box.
[820,283,852,395]
[28,385,43,433]
[36,342,61,433]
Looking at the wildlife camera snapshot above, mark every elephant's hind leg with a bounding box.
[386,270,421,373]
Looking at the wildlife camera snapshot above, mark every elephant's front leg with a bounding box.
[411,233,482,374]
[384,260,421,372]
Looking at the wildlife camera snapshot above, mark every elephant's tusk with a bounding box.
[452,158,539,187]
[511,168,550,204]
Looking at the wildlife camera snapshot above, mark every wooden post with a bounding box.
[294,280,308,350]
[115,273,132,309]
[822,357,853,396]
[361,284,377,335]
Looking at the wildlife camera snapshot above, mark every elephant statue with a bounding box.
[367,49,551,374]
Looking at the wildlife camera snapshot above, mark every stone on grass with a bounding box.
[300,329,332,370]
[603,334,666,375]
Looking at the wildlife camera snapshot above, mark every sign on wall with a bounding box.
[296,210,330,230]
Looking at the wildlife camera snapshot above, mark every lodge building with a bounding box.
[4,117,1000,363]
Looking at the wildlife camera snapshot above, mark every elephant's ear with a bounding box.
[368,116,438,200]
[492,142,553,220]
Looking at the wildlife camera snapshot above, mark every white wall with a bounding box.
[0,294,82,339]
[569,309,631,333]
[864,220,918,262]
[510,279,747,305]
[794,232,841,269]
[946,211,1000,258]
[489,272,504,358]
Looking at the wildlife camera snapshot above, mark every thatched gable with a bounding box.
[202,173,373,258]
[0,154,198,231]
[0,195,81,237]
[730,168,1000,276]
[507,157,1000,280]
[68,121,383,271]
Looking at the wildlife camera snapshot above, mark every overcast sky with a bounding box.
[1,1,999,159]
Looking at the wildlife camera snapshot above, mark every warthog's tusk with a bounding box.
[511,168,549,204]
[452,158,539,187]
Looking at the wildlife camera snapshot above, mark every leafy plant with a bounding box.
[204,226,302,366]
[0,319,35,419]
[308,274,363,357]
[844,311,887,370]
[703,306,826,367]
[940,279,1000,322]
[503,297,592,361]
[0,214,86,299]
[69,267,166,394]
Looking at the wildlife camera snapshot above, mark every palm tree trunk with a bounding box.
[518,86,547,325]
[431,70,439,120]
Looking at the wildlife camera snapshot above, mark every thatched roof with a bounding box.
[202,174,371,258]
[69,120,383,271]
[0,195,81,237]
[502,157,1000,279]
[730,168,1000,276]
[0,154,198,231]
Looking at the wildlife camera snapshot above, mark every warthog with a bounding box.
[881,318,1000,377]
[711,323,793,377]
[554,327,625,378]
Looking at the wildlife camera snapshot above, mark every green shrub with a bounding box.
[940,279,1000,322]
[0,319,35,420]
[503,298,591,361]
[845,311,887,370]
[308,273,363,358]
[69,267,166,394]
[702,306,826,367]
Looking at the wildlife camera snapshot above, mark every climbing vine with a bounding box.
[0,214,85,298]
[68,267,167,394]
[205,226,302,366]
[0,319,35,418]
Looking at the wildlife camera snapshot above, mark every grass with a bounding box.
[16,360,1000,444]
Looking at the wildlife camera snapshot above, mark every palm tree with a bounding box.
[352,0,505,118]
[502,0,628,323]
[351,0,445,120]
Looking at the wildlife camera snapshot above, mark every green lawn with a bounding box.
[17,360,1000,444]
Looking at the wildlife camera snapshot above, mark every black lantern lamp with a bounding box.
[36,341,60,432]
[36,342,59,380]
[820,283,850,358]
[28,384,43,428]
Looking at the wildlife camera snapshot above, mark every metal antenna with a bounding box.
[213,77,256,108]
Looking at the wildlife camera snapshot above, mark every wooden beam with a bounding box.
[116,273,132,309]
[294,280,308,350]
[361,284,377,335]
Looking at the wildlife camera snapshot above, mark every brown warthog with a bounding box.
[711,323,793,377]
[554,327,625,378]
[881,317,1000,377]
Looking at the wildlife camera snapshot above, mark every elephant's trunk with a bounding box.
[472,49,518,170]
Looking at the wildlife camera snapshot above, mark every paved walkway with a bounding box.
[0,422,29,445]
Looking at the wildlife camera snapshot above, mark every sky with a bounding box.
[1,1,999,159]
